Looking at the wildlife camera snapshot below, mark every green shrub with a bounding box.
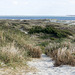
[38,42,49,47]
[50,37,56,40]
[56,31,67,38]
[29,26,72,38]
[29,26,43,34]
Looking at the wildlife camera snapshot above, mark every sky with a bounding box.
[0,0,75,16]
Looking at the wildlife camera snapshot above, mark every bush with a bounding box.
[29,26,72,38]
[38,42,49,47]
[29,26,43,34]
[56,31,67,38]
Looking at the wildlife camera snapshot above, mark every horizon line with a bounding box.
[0,15,72,17]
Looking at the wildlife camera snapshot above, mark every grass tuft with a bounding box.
[54,48,75,66]
[0,43,24,64]
[45,42,75,66]
[25,44,42,58]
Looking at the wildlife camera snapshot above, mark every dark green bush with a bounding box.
[29,26,72,38]
[38,42,49,47]
[62,30,72,35]
[29,26,43,34]
[56,31,67,38]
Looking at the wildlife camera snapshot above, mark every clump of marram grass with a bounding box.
[25,44,42,58]
[45,42,63,56]
[45,42,75,66]
[45,42,72,55]
[0,43,25,66]
[54,48,75,66]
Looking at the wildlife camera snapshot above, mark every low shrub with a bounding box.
[29,26,43,34]
[29,26,72,38]
[38,42,49,47]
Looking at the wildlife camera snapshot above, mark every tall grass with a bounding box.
[24,44,42,58]
[0,43,25,67]
[45,42,75,66]
[0,42,42,67]
[54,48,75,66]
[0,25,42,58]
[0,24,42,67]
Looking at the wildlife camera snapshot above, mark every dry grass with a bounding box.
[0,42,25,65]
[25,44,42,58]
[54,48,75,66]
[45,42,75,66]
[0,42,42,67]
[0,26,42,59]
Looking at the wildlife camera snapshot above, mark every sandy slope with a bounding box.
[27,54,75,75]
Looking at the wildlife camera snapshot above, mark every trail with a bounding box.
[27,54,75,75]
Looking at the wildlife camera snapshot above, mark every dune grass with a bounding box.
[45,42,75,66]
[0,20,75,67]
[0,24,42,67]
[54,48,75,66]
[0,43,24,64]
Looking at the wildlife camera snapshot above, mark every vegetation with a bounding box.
[45,42,75,66]
[0,19,75,68]
[29,26,72,38]
[0,43,24,64]
[55,49,75,66]
[28,24,75,66]
[0,23,41,68]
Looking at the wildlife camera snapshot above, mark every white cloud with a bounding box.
[12,0,29,5]
[13,1,18,5]
[24,2,29,5]
[69,0,75,4]
[0,0,75,16]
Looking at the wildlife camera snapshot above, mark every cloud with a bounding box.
[12,0,29,5]
[24,2,29,5]
[13,1,18,5]
[0,0,75,16]
[69,0,75,4]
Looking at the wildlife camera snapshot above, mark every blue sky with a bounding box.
[0,0,75,16]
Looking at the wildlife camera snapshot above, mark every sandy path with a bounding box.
[27,54,75,75]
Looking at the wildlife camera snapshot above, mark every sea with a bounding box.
[0,16,75,20]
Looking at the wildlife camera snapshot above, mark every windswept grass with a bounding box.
[0,43,26,68]
[45,42,75,66]
[0,20,75,68]
[0,24,42,67]
[24,44,42,58]
[54,48,75,66]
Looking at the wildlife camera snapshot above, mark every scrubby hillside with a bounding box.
[0,19,75,73]
[0,20,42,69]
